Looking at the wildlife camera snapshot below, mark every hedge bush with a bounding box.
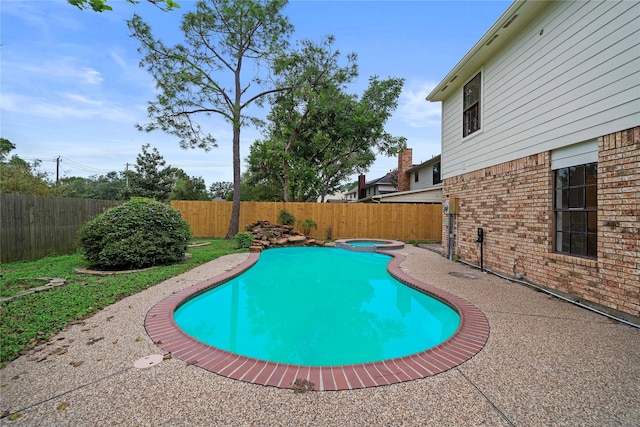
[78,199,191,269]
[234,232,254,249]
[278,209,295,226]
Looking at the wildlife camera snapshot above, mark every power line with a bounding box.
[59,156,117,174]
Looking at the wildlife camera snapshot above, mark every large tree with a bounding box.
[247,75,406,202]
[170,171,210,200]
[129,0,295,238]
[0,156,55,196]
[124,144,179,201]
[59,172,128,200]
[209,181,233,199]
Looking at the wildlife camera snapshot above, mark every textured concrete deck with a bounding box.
[1,246,639,426]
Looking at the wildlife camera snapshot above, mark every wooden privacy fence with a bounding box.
[170,201,442,241]
[1,194,121,263]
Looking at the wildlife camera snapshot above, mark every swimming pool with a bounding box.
[145,246,489,390]
[173,247,459,366]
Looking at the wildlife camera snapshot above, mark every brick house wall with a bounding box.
[597,127,639,318]
[442,126,639,324]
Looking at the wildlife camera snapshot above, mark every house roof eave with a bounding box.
[426,0,550,103]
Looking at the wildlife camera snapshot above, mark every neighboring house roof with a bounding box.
[363,172,395,188]
[427,0,548,102]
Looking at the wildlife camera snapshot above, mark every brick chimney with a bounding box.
[358,174,366,199]
[397,148,412,192]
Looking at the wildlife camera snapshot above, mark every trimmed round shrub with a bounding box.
[78,199,191,270]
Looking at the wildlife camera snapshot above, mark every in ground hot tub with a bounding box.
[335,238,405,252]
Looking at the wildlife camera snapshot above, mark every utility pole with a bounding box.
[125,162,129,187]
[56,156,61,194]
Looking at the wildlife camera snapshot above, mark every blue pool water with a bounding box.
[174,247,460,366]
[347,240,387,247]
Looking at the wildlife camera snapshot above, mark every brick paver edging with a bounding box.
[145,250,490,391]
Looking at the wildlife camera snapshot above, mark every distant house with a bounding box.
[344,187,358,202]
[356,172,397,202]
[427,0,639,324]
[353,149,443,203]
[371,149,442,203]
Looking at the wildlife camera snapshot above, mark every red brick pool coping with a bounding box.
[145,250,490,391]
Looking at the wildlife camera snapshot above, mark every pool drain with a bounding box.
[133,354,164,369]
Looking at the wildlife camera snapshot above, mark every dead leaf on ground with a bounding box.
[57,402,69,411]
[70,361,83,367]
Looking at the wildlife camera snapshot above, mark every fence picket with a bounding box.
[1,195,442,264]
[171,201,442,241]
[0,194,121,263]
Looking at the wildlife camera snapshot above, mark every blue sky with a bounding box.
[1,0,511,188]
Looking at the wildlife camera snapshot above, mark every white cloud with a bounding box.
[1,92,142,123]
[22,60,104,85]
[396,80,441,128]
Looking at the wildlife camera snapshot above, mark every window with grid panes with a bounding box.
[554,163,597,258]
[463,73,481,137]
[433,162,441,184]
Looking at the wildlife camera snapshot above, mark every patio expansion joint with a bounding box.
[3,366,134,418]
[456,367,515,427]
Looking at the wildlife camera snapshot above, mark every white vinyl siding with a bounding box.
[551,139,598,170]
[441,0,640,179]
[409,162,440,191]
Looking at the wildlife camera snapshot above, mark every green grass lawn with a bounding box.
[0,239,243,366]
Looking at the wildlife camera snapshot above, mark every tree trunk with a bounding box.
[226,123,241,239]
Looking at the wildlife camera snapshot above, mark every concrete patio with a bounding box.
[1,246,638,426]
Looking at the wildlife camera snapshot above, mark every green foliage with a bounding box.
[209,181,233,199]
[124,144,180,202]
[278,209,295,226]
[78,199,191,269]
[170,172,210,200]
[0,155,55,196]
[234,232,255,249]
[59,172,127,200]
[0,239,240,366]
[247,39,407,202]
[300,219,317,236]
[67,0,179,13]
[0,137,16,160]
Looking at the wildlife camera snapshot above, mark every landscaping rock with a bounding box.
[244,220,317,249]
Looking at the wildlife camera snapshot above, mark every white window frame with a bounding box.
[462,70,484,140]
